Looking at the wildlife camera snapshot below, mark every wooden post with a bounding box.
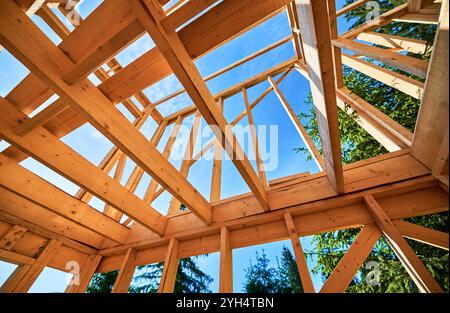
[112,248,137,293]
[219,227,233,293]
[158,239,179,293]
[364,195,444,293]
[283,213,315,293]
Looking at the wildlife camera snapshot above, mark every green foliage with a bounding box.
[86,256,213,293]
[295,0,448,292]
[86,270,118,293]
[243,247,303,293]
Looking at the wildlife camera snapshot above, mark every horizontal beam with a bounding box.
[0,97,168,235]
[332,38,429,79]
[97,176,447,272]
[0,153,129,243]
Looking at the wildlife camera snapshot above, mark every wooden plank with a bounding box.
[0,153,129,243]
[332,38,429,79]
[394,219,449,251]
[412,0,449,170]
[341,4,409,39]
[0,2,211,226]
[13,239,62,292]
[161,0,219,31]
[394,13,439,24]
[336,0,371,16]
[0,99,165,237]
[284,213,315,293]
[320,224,381,293]
[65,254,102,293]
[158,238,179,293]
[0,264,31,293]
[219,227,233,293]
[112,248,137,293]
[356,32,427,54]
[336,87,413,150]
[0,225,27,251]
[364,195,443,293]
[268,75,325,170]
[178,0,291,59]
[341,53,424,99]
[36,4,70,39]
[0,204,101,253]
[243,88,268,187]
[59,0,145,83]
[132,0,269,212]
[210,99,224,203]
[98,179,448,271]
[0,248,35,265]
[15,98,69,136]
[295,0,344,193]
[168,112,202,215]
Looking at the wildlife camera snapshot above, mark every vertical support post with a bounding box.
[158,239,179,293]
[2,239,61,293]
[65,254,102,293]
[295,0,344,193]
[168,111,202,215]
[243,88,268,187]
[283,213,315,293]
[112,248,138,293]
[219,227,233,293]
[210,98,224,202]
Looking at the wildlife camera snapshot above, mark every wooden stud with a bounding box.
[112,248,138,293]
[364,195,444,293]
[320,224,381,293]
[284,213,315,293]
[158,238,179,293]
[219,227,233,293]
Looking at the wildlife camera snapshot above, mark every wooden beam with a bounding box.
[356,32,427,55]
[341,4,409,39]
[268,75,325,170]
[210,99,224,203]
[112,248,137,293]
[0,225,27,251]
[219,227,233,293]
[336,87,413,150]
[332,38,429,79]
[243,88,268,187]
[341,53,424,99]
[0,2,212,226]
[158,238,179,293]
[0,153,129,243]
[97,178,447,272]
[0,206,100,253]
[65,254,102,293]
[412,0,449,170]
[0,99,167,236]
[15,98,69,136]
[320,224,381,293]
[132,0,269,212]
[0,249,35,265]
[168,112,202,215]
[364,195,443,293]
[394,220,449,251]
[161,0,218,31]
[295,0,344,193]
[11,239,62,293]
[284,213,315,293]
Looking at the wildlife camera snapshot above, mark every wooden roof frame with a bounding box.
[0,0,447,293]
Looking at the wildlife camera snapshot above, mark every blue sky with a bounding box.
[0,0,355,293]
